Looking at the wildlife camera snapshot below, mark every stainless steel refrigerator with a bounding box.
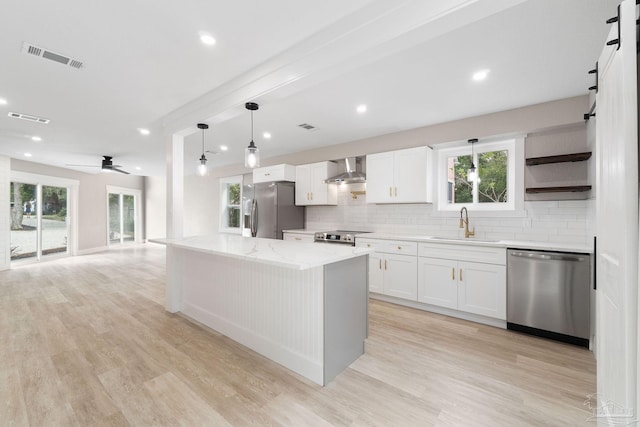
[242,177,304,239]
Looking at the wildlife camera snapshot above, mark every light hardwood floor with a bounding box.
[0,244,596,426]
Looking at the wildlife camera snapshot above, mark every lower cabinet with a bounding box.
[418,243,506,320]
[369,252,417,300]
[417,257,458,309]
[358,238,507,323]
[418,258,506,319]
[358,238,417,300]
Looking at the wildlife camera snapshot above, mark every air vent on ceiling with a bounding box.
[22,42,84,70]
[8,112,50,124]
[298,123,318,131]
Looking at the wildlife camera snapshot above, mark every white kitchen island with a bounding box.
[152,234,372,386]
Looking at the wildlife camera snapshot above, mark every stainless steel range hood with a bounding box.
[323,157,366,184]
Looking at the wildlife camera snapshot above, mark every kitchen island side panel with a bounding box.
[323,255,368,385]
[179,249,326,384]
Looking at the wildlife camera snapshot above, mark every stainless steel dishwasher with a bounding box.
[507,249,590,347]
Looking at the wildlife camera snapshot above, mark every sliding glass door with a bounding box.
[9,182,38,260]
[41,186,68,256]
[10,181,71,262]
[107,187,140,246]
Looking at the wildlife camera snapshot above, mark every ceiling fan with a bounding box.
[67,156,130,174]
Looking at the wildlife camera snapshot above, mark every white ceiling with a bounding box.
[0,0,619,176]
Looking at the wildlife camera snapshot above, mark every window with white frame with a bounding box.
[219,175,242,233]
[436,138,523,212]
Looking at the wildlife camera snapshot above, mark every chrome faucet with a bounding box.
[459,207,475,238]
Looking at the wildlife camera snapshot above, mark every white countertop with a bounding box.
[150,234,373,270]
[357,233,593,254]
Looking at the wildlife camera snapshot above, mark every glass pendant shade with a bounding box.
[467,164,476,182]
[197,153,208,176]
[244,102,260,169]
[197,123,209,176]
[245,141,260,168]
[467,138,478,182]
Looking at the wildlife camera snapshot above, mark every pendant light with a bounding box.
[197,123,209,176]
[244,102,260,168]
[467,138,478,182]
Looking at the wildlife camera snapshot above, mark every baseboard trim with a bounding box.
[369,293,507,329]
[76,246,109,255]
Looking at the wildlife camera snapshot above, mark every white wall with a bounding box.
[10,159,145,252]
[0,156,10,271]
[144,175,166,240]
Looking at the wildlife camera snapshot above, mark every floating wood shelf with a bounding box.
[526,152,592,166]
[526,185,592,194]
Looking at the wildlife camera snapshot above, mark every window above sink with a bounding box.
[434,137,524,213]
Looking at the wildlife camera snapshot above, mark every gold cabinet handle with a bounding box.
[384,260,387,270]
[367,243,371,247]
[389,187,392,197]
[397,246,401,250]
[310,192,313,200]
[295,237,301,240]
[452,267,455,281]
[395,187,398,197]
[379,259,382,269]
[460,268,463,281]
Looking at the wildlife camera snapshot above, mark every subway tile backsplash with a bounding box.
[305,183,594,246]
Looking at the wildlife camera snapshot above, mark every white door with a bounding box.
[309,162,328,205]
[393,147,427,203]
[366,152,395,203]
[595,0,638,421]
[417,256,458,309]
[457,261,506,320]
[295,164,310,206]
[368,252,384,294]
[383,253,417,300]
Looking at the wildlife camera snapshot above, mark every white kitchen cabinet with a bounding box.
[282,232,315,242]
[457,261,506,319]
[295,161,338,206]
[253,164,296,183]
[417,242,506,320]
[417,257,458,309]
[367,252,384,293]
[357,238,417,300]
[366,146,433,203]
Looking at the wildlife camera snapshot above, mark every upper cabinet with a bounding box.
[295,161,338,206]
[366,146,433,203]
[253,164,296,184]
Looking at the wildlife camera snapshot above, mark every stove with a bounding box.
[314,230,369,246]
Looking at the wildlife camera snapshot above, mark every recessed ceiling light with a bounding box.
[356,104,367,114]
[263,132,271,139]
[135,166,141,171]
[0,98,7,105]
[472,69,490,81]
[219,145,228,151]
[138,128,150,135]
[199,33,216,45]
[31,136,42,141]
[24,152,32,157]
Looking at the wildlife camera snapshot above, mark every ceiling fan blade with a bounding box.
[111,168,130,175]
